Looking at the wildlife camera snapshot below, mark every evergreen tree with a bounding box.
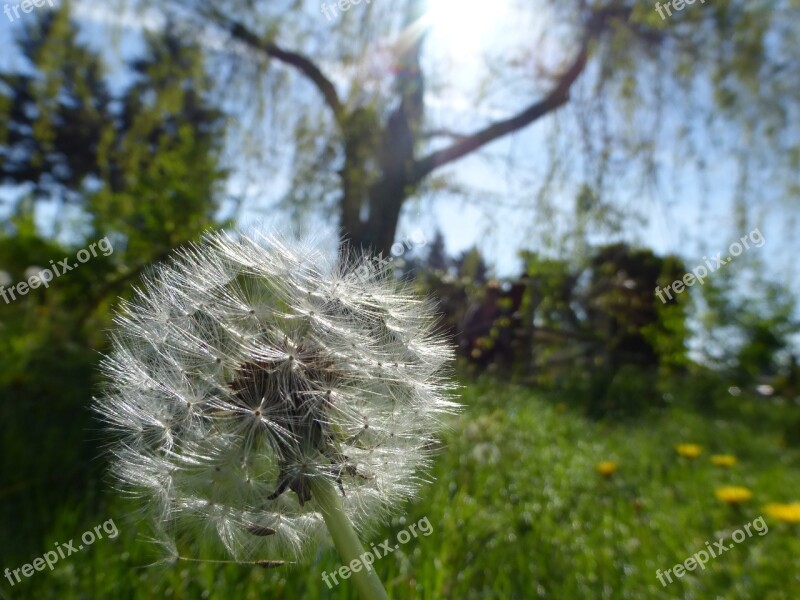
[0,7,113,205]
[0,7,228,559]
[426,229,450,272]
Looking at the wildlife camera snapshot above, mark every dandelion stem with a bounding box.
[310,476,390,600]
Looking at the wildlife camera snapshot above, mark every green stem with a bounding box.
[310,476,390,600]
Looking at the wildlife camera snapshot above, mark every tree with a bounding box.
[585,243,689,372]
[1,9,229,322]
[0,6,113,206]
[88,21,229,259]
[0,7,229,558]
[114,0,798,254]
[426,229,450,272]
[699,276,800,382]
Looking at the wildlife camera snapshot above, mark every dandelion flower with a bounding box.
[595,461,618,477]
[711,454,737,468]
[763,502,800,523]
[675,443,702,459]
[715,486,753,505]
[93,230,458,597]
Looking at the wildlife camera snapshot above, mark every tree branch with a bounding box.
[410,5,633,184]
[423,128,470,142]
[206,12,344,123]
[411,42,588,184]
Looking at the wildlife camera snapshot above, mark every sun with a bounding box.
[422,0,505,57]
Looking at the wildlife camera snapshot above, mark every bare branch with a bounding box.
[205,11,344,123]
[411,42,588,184]
[411,5,633,184]
[423,128,470,142]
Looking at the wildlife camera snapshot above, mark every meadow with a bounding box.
[4,377,799,599]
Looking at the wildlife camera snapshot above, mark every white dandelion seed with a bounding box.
[93,229,458,588]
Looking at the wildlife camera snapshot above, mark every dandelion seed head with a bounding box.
[94,230,458,562]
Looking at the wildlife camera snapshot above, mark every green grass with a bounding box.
[3,379,799,599]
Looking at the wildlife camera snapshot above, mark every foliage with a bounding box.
[697,267,800,380]
[415,240,695,417]
[0,7,228,563]
[0,6,112,205]
[88,21,229,257]
[107,0,800,252]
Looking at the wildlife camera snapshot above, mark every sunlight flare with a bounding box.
[423,0,506,56]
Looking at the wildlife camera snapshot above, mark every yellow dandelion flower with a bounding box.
[763,502,800,523]
[711,454,737,467]
[596,461,618,477]
[675,443,703,458]
[715,486,753,504]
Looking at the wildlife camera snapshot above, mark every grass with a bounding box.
[2,378,799,599]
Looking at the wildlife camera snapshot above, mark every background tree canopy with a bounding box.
[108,0,800,253]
